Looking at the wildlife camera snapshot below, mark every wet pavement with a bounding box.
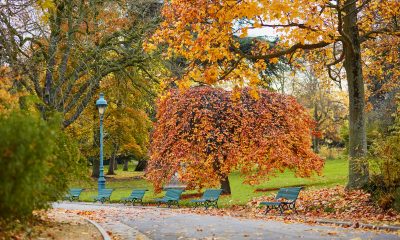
[53,202,400,240]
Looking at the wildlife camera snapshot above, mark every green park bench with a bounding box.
[94,188,114,204]
[260,187,303,214]
[154,188,184,208]
[121,189,148,205]
[191,189,223,209]
[64,188,83,201]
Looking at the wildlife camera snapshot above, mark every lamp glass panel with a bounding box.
[98,106,105,115]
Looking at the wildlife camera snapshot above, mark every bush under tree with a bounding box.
[370,97,400,210]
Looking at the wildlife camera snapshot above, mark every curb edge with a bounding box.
[315,219,400,232]
[83,217,112,240]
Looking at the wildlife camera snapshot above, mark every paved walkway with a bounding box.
[53,202,399,240]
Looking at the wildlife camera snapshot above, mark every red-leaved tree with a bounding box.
[146,86,324,194]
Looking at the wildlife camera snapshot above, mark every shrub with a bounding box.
[369,97,400,210]
[339,121,349,154]
[0,110,85,220]
[318,146,344,160]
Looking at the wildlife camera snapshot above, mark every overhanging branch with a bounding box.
[231,41,331,60]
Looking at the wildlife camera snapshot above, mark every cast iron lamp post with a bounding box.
[96,93,107,191]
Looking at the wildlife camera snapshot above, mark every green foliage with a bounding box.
[369,97,400,210]
[339,121,349,153]
[340,119,388,153]
[394,188,400,211]
[0,110,86,220]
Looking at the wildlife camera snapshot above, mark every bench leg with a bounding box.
[264,205,272,214]
[280,203,298,214]
[133,199,142,206]
[194,202,206,208]
[264,205,283,215]
[278,205,284,215]
[291,203,298,214]
[206,201,217,209]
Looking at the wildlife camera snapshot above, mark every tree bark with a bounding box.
[135,159,147,171]
[220,176,231,194]
[343,0,369,189]
[123,159,129,171]
[91,157,100,178]
[312,137,320,154]
[114,158,118,170]
[107,154,116,175]
[44,3,63,106]
[312,103,320,153]
[91,108,100,178]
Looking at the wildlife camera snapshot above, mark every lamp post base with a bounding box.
[98,176,106,192]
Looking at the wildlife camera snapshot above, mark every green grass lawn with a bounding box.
[70,156,348,207]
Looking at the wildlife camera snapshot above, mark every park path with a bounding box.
[53,202,399,240]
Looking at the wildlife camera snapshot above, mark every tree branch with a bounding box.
[360,28,400,43]
[63,83,99,128]
[231,41,331,60]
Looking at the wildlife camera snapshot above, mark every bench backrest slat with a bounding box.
[130,189,146,199]
[69,188,83,196]
[165,189,184,200]
[275,187,302,202]
[98,188,113,197]
[202,189,223,200]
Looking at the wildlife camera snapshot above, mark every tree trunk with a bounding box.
[312,137,320,154]
[91,108,100,178]
[107,154,116,175]
[135,159,147,171]
[123,159,129,171]
[343,0,369,189]
[114,159,118,170]
[312,103,320,153]
[91,157,100,178]
[113,145,119,170]
[220,176,231,194]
